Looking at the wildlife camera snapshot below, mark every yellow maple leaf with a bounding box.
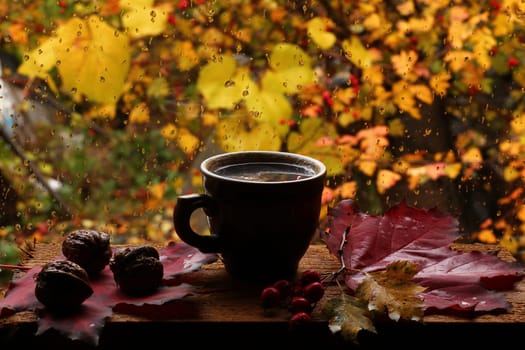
[376,169,402,194]
[445,163,462,179]
[444,50,474,72]
[357,261,425,322]
[120,0,172,38]
[8,23,28,45]
[196,55,247,109]
[129,102,150,124]
[409,84,433,104]
[429,71,451,97]
[342,36,374,69]
[244,79,292,137]
[392,81,421,119]
[172,40,199,71]
[510,113,525,134]
[358,160,377,176]
[307,17,337,50]
[267,43,314,95]
[391,50,418,79]
[216,112,281,152]
[461,147,483,164]
[471,27,496,70]
[19,16,130,106]
[161,123,178,140]
[177,127,200,155]
[492,13,514,37]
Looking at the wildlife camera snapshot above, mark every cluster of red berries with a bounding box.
[260,269,325,330]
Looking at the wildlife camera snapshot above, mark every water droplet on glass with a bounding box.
[224,80,235,87]
[242,90,249,96]
[100,76,106,83]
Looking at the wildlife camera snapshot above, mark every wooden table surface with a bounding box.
[1,240,524,349]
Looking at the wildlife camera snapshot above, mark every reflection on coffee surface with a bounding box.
[214,162,315,182]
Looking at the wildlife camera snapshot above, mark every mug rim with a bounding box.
[200,151,327,184]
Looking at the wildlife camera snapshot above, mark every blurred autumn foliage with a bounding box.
[1,0,525,278]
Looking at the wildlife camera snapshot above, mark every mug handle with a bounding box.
[173,193,222,253]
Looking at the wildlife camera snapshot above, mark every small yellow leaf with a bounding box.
[161,123,178,140]
[430,71,451,97]
[307,17,337,50]
[129,102,150,124]
[376,169,402,194]
[267,43,315,94]
[177,128,200,155]
[461,147,483,164]
[444,163,462,179]
[196,56,247,109]
[8,23,28,45]
[342,36,374,69]
[358,160,377,176]
[120,1,172,38]
[409,84,433,104]
[391,50,418,78]
[503,165,520,182]
[477,229,497,244]
[173,40,199,71]
[216,114,282,152]
[444,50,473,73]
[510,113,525,134]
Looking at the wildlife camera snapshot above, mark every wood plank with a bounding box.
[1,240,524,348]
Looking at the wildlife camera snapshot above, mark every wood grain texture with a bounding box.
[1,240,524,348]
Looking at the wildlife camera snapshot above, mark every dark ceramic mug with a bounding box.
[173,151,326,283]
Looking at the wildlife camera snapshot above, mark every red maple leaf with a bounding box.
[322,200,524,313]
[0,241,217,345]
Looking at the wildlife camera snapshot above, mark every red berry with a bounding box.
[303,281,325,303]
[273,279,292,299]
[508,57,520,68]
[260,286,281,309]
[289,296,312,314]
[300,269,321,286]
[289,312,312,330]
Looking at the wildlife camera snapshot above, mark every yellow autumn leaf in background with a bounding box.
[392,81,420,119]
[8,23,28,45]
[177,128,200,155]
[173,40,199,71]
[409,84,433,104]
[244,79,292,137]
[376,169,402,194]
[120,0,172,38]
[161,123,178,140]
[471,27,496,70]
[196,55,246,109]
[445,163,462,179]
[391,50,418,79]
[358,160,377,176]
[267,43,314,95]
[287,118,344,176]
[342,36,374,69]
[511,113,525,134]
[461,147,483,164]
[19,16,130,106]
[444,50,474,72]
[129,102,150,124]
[307,17,337,50]
[430,71,451,96]
[216,114,281,152]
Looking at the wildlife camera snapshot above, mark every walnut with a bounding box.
[35,260,93,313]
[109,245,164,296]
[62,229,112,276]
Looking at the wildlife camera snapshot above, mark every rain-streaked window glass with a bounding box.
[1,1,525,289]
